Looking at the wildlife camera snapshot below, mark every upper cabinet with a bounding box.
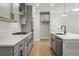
[12,3,20,22]
[0,3,20,22]
[0,3,11,19]
[19,3,27,24]
[40,12,50,22]
[19,3,26,15]
[0,3,27,23]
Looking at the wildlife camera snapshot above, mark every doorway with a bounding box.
[40,12,50,40]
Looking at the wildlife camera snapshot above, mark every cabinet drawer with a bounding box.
[26,35,31,39]
[14,40,24,54]
[26,35,32,42]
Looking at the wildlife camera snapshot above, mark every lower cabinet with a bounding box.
[25,34,33,56]
[50,34,56,53]
[0,47,13,56]
[0,34,33,56]
[14,40,25,56]
[50,34,53,48]
[0,40,25,56]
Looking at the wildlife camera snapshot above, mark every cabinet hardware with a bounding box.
[19,44,23,47]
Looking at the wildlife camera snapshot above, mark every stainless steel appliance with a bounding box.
[55,37,62,56]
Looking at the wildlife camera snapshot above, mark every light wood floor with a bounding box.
[30,39,55,56]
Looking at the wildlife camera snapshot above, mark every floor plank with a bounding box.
[30,39,55,56]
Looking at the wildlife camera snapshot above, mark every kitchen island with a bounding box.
[50,32,79,56]
[0,32,33,56]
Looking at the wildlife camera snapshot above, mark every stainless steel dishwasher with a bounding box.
[55,37,62,56]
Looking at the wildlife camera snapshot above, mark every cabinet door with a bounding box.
[50,34,53,48]
[12,3,19,21]
[51,35,55,51]
[19,3,27,24]
[0,3,10,19]
[25,34,32,56]
[0,47,13,56]
[40,12,50,22]
[14,40,25,56]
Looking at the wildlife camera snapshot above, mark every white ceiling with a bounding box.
[27,3,79,16]
[53,3,79,12]
[53,3,79,16]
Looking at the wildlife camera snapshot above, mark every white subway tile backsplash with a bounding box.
[0,23,21,35]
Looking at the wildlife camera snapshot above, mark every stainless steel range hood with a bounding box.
[0,16,17,23]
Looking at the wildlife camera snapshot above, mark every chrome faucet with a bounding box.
[61,25,66,34]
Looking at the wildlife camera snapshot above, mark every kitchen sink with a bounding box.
[55,33,64,35]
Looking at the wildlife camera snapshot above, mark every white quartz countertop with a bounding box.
[51,32,79,40]
[0,32,31,46]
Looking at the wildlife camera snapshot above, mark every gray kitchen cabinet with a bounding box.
[0,40,25,56]
[20,5,32,32]
[40,12,50,22]
[51,33,79,56]
[50,34,52,48]
[50,34,56,55]
[51,34,56,52]
[14,39,25,56]
[12,3,20,21]
[19,3,27,24]
[0,3,20,22]
[0,3,11,19]
[0,47,13,56]
[24,33,33,56]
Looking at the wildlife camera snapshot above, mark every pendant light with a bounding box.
[62,3,67,17]
[72,8,79,11]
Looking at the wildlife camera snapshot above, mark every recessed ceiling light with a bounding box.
[15,3,19,6]
[50,3,54,6]
[36,3,39,7]
[72,8,79,11]
[62,14,67,17]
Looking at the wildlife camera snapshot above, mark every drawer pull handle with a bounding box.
[19,44,23,47]
[27,42,29,46]
[26,39,28,41]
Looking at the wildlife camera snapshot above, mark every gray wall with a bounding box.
[61,14,79,34]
